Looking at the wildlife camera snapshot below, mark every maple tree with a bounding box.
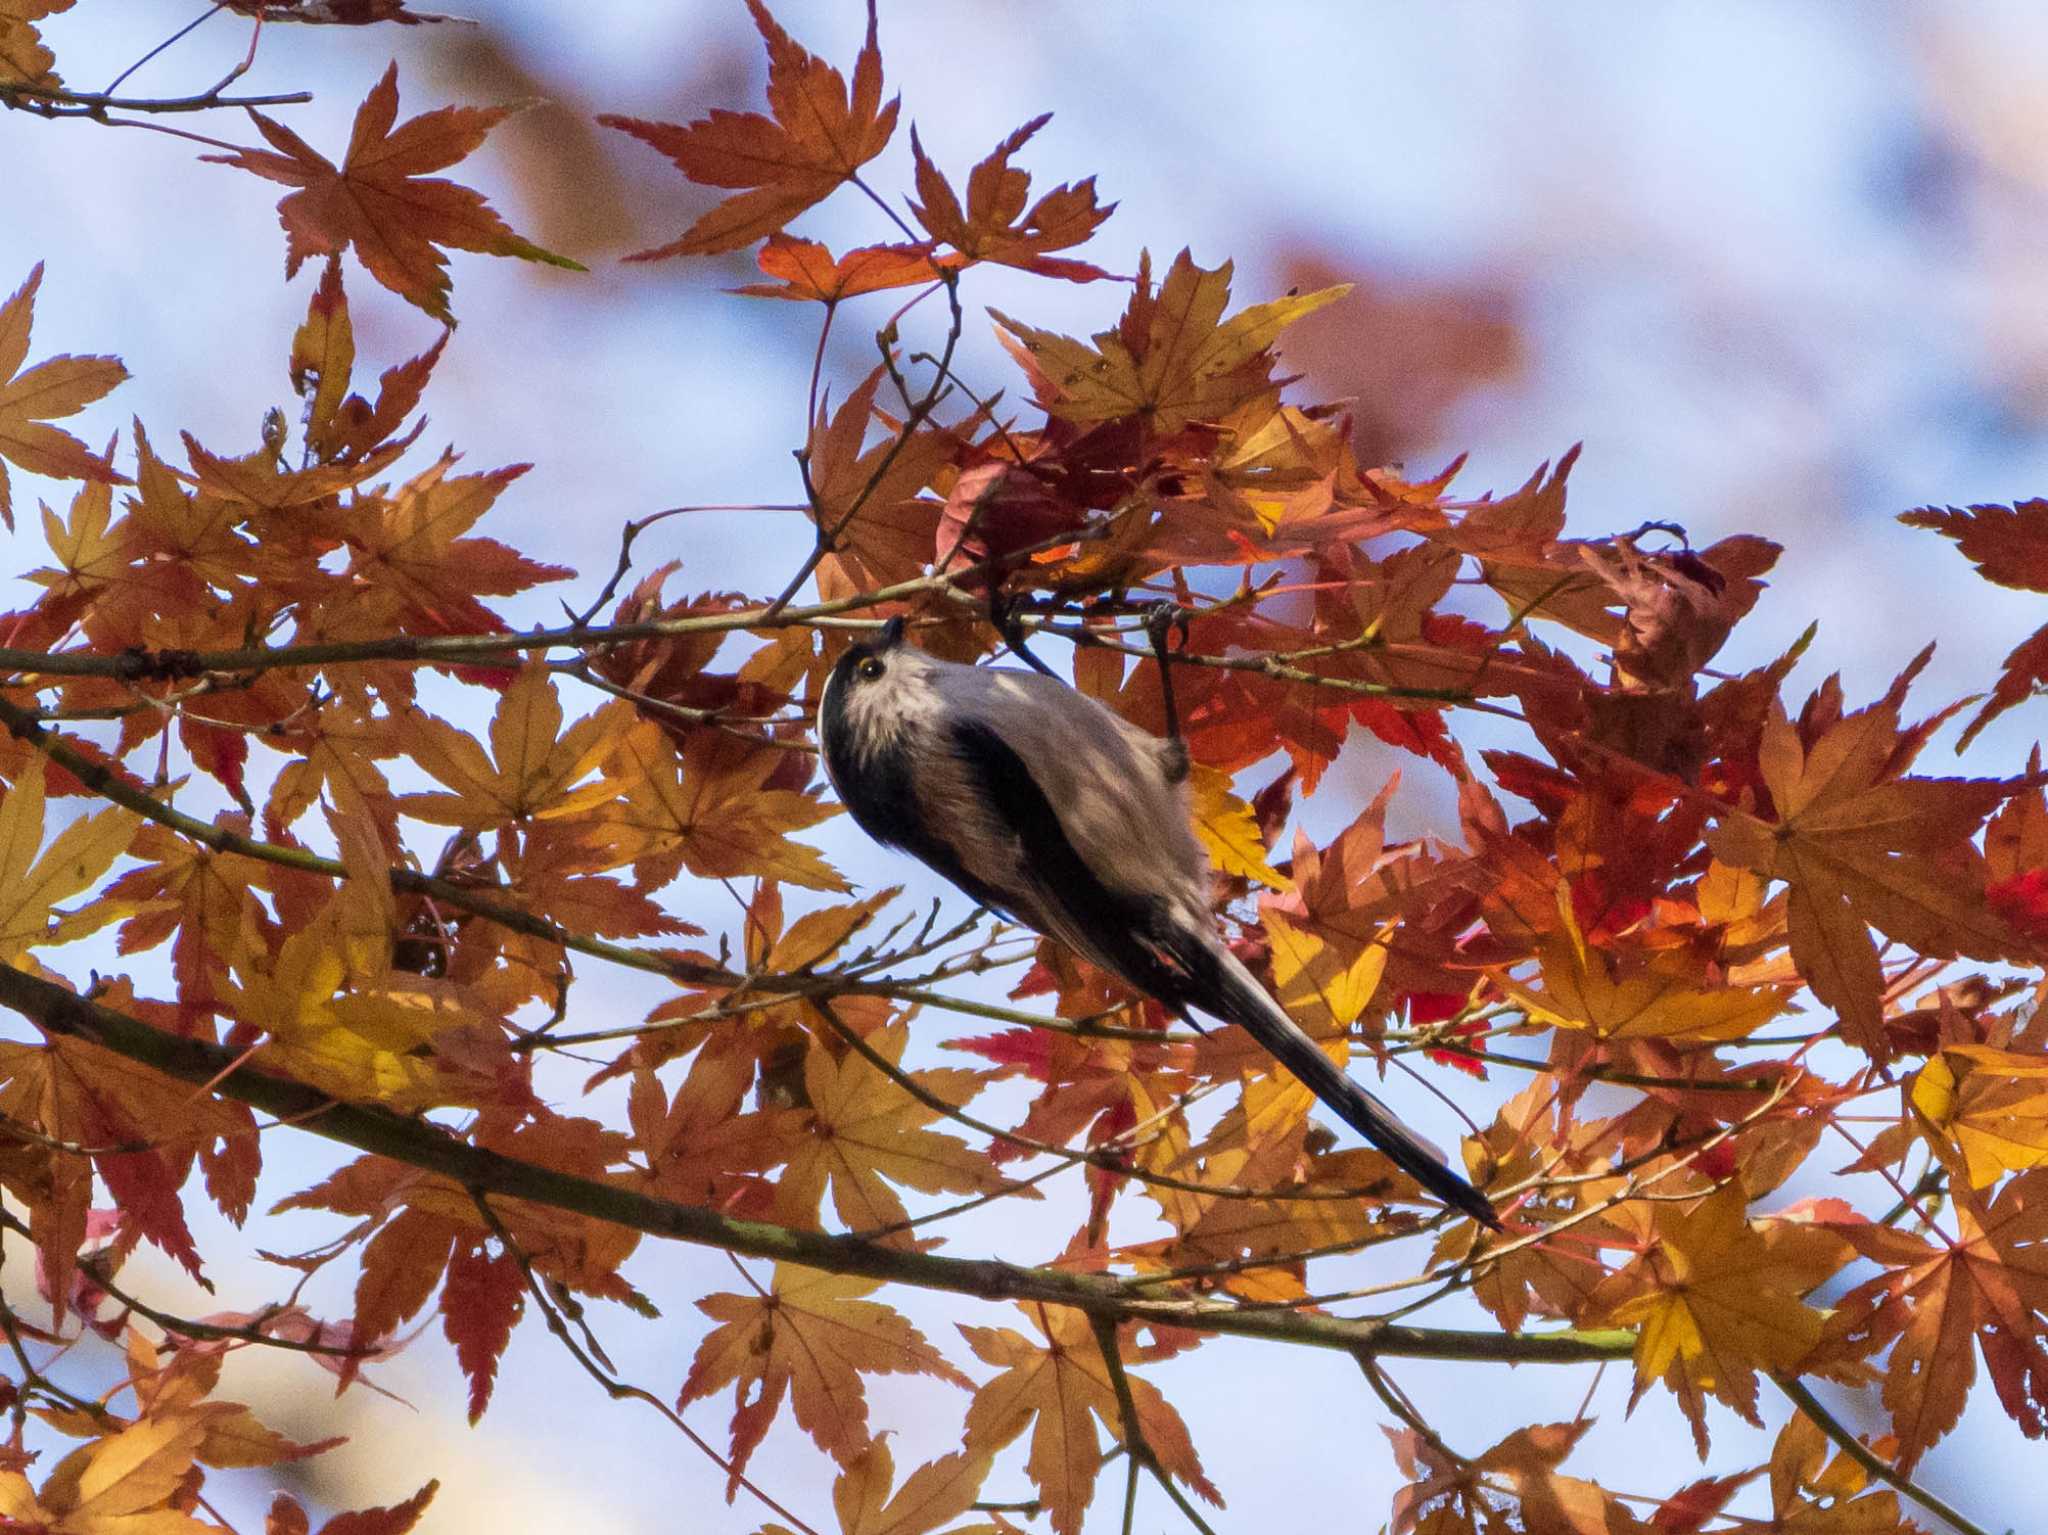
[0,5,2044,1534]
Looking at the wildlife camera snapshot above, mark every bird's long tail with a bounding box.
[1189,937,1501,1229]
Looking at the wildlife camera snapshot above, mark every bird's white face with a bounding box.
[819,635,945,776]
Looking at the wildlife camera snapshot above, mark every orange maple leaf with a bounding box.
[603,0,899,260]
[0,263,127,532]
[775,1019,1004,1239]
[1707,676,2025,1056]
[681,1262,970,1495]
[1819,1180,2048,1471]
[401,665,627,829]
[959,1305,1217,1535]
[731,234,940,302]
[204,63,580,322]
[908,115,1114,282]
[802,366,953,600]
[811,1439,993,1535]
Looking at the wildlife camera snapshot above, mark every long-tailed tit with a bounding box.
[817,617,1498,1228]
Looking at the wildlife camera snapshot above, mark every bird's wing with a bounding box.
[941,717,1198,996]
[943,712,1498,1229]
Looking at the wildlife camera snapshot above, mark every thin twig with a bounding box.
[469,1189,821,1535]
[1088,1312,1217,1535]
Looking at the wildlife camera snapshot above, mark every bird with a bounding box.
[816,615,1499,1229]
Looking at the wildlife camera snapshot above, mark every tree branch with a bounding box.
[1771,1373,1998,1535]
[0,960,1635,1367]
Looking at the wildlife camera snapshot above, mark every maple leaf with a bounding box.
[597,720,847,891]
[909,115,1114,281]
[1912,1043,2048,1188]
[602,0,899,260]
[0,760,139,964]
[337,455,571,641]
[438,1242,524,1423]
[204,64,580,322]
[352,1205,465,1348]
[1189,763,1285,888]
[0,263,128,532]
[1492,895,1791,1043]
[681,1262,969,1493]
[220,896,496,1111]
[401,666,628,829]
[991,248,1347,434]
[807,1439,993,1535]
[0,1412,215,1534]
[802,365,954,601]
[307,1480,438,1535]
[0,0,66,87]
[960,1305,1217,1535]
[776,1019,1003,1239]
[1902,499,2048,744]
[731,235,940,302]
[1706,685,2024,1057]
[1821,1180,2048,1470]
[1594,1187,1841,1451]
[288,259,445,466]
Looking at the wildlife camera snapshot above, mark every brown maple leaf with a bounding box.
[602,0,899,260]
[0,0,67,87]
[204,63,580,321]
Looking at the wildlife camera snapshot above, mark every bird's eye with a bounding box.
[859,657,885,681]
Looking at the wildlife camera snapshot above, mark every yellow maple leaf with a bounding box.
[0,263,127,532]
[1601,1186,1834,1438]
[1911,1043,2048,1187]
[1189,763,1284,888]
[0,1411,215,1534]
[1264,909,1387,1032]
[222,897,485,1110]
[1493,892,1788,1042]
[0,760,139,964]
[992,248,1346,434]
